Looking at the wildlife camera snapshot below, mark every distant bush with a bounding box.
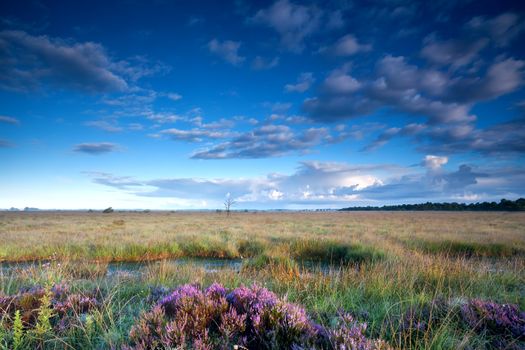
[340,198,525,211]
[126,283,391,349]
[102,207,114,214]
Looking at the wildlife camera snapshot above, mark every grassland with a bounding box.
[0,211,524,349]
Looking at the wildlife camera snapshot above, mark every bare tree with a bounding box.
[224,196,236,216]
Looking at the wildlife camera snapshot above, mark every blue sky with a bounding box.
[0,0,524,209]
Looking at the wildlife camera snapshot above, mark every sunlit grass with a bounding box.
[0,211,524,349]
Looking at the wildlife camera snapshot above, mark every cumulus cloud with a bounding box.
[421,38,488,68]
[250,0,347,52]
[73,142,119,155]
[303,51,524,155]
[251,56,279,70]
[0,30,130,92]
[467,12,524,47]
[251,0,322,52]
[207,39,245,66]
[285,72,314,92]
[323,34,372,56]
[423,155,448,170]
[0,115,20,124]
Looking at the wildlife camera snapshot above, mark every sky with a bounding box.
[0,0,524,210]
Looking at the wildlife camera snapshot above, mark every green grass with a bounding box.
[408,239,523,257]
[0,211,524,349]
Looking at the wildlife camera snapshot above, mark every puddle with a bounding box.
[0,258,243,277]
[0,259,357,277]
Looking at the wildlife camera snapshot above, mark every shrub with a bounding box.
[126,283,391,349]
[460,299,525,347]
[0,283,100,339]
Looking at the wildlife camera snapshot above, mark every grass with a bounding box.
[0,211,524,349]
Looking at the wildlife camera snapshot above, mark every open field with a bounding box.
[0,211,524,349]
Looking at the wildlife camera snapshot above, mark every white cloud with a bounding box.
[423,155,448,170]
[285,72,314,93]
[208,39,245,66]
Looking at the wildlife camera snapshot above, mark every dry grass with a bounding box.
[1,211,523,262]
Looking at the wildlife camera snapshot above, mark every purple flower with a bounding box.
[461,299,525,340]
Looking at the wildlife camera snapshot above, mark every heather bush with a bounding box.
[460,299,525,348]
[0,282,100,345]
[126,283,392,349]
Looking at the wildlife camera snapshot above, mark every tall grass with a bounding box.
[0,212,524,349]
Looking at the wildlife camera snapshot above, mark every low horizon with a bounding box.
[1,0,525,209]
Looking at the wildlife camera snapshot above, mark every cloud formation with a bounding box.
[208,39,245,66]
[0,115,20,124]
[0,30,129,92]
[88,158,522,208]
[191,124,332,159]
[322,34,372,56]
[73,142,119,155]
[251,56,279,70]
[285,72,314,92]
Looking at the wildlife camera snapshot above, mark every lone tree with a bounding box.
[224,195,236,216]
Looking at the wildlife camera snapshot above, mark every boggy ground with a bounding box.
[0,211,524,349]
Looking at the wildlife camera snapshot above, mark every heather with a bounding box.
[0,211,524,349]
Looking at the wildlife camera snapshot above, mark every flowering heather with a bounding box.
[127,283,391,349]
[461,299,525,345]
[0,283,99,333]
[328,313,392,350]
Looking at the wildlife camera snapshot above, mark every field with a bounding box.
[0,211,524,349]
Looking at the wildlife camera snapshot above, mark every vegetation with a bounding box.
[340,198,525,211]
[0,212,523,349]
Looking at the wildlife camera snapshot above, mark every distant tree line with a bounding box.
[339,198,525,212]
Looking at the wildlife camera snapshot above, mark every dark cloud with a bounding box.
[442,164,485,191]
[0,30,128,92]
[467,12,524,47]
[420,117,525,155]
[73,142,119,155]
